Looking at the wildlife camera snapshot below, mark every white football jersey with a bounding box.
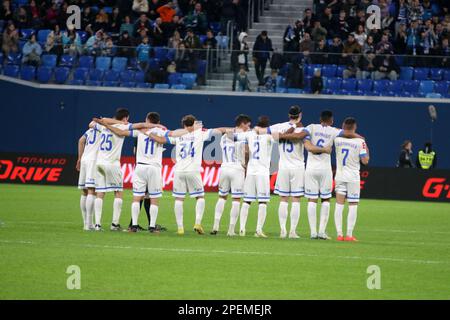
[220,134,246,170]
[133,127,166,167]
[168,129,213,172]
[305,124,342,170]
[95,123,132,165]
[81,127,101,162]
[269,121,307,170]
[334,137,368,182]
[237,131,273,175]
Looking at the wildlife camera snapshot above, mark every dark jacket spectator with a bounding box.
[312,39,329,64]
[2,22,19,55]
[252,32,273,62]
[397,141,414,168]
[117,31,135,58]
[311,69,323,94]
[270,51,285,71]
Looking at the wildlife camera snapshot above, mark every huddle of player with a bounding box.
[77,105,369,241]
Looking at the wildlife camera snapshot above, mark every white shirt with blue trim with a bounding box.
[305,124,342,171]
[95,123,132,165]
[81,127,102,162]
[133,127,167,167]
[334,137,368,182]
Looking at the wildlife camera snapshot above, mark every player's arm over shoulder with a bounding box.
[360,139,370,165]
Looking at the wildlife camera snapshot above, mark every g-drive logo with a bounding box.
[66,5,81,30]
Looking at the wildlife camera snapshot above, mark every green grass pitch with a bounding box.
[0,183,449,300]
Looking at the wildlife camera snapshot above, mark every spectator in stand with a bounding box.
[133,0,149,18]
[148,0,162,20]
[185,2,208,34]
[57,2,69,29]
[353,24,367,47]
[253,30,273,86]
[437,37,450,68]
[236,65,251,92]
[136,36,151,71]
[81,6,94,31]
[152,17,166,46]
[335,10,350,39]
[311,68,323,94]
[168,30,183,48]
[184,28,201,50]
[343,0,359,29]
[134,13,152,37]
[270,48,285,72]
[312,38,329,64]
[27,0,42,29]
[397,140,414,168]
[342,33,361,59]
[0,0,13,21]
[117,30,135,58]
[162,15,186,40]
[231,32,249,91]
[220,0,237,34]
[311,19,327,42]
[320,7,335,35]
[299,32,314,65]
[303,8,315,33]
[284,20,304,53]
[44,1,58,29]
[406,19,421,64]
[45,24,63,56]
[157,1,176,23]
[109,7,122,35]
[394,0,408,34]
[343,50,361,79]
[202,29,218,72]
[22,34,42,66]
[395,22,408,53]
[328,35,343,64]
[62,26,82,57]
[103,37,117,57]
[407,0,424,23]
[14,6,31,29]
[120,15,134,36]
[373,53,399,80]
[86,29,106,56]
[2,22,19,56]
[357,50,376,79]
[94,8,110,31]
[375,33,394,54]
[363,34,376,53]
[382,13,395,33]
[286,60,303,89]
[263,69,278,93]
[175,42,194,73]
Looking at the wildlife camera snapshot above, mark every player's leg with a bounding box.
[255,174,270,238]
[129,164,145,230]
[345,182,360,242]
[94,165,106,230]
[212,169,230,234]
[130,195,145,232]
[173,172,187,235]
[227,169,244,236]
[275,169,290,238]
[78,161,88,229]
[85,188,96,230]
[111,190,123,231]
[289,168,304,238]
[147,166,163,233]
[334,190,346,241]
[241,175,256,236]
[318,170,333,240]
[80,188,88,230]
[148,198,160,233]
[187,172,206,234]
[305,170,319,239]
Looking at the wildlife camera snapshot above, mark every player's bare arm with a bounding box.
[304,140,332,155]
[148,132,168,144]
[278,129,309,141]
[76,134,86,171]
[92,118,131,137]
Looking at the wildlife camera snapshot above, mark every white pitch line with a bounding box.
[0,239,448,266]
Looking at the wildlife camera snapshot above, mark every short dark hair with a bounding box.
[343,117,357,130]
[115,108,130,120]
[320,110,333,122]
[181,114,196,127]
[235,114,252,127]
[289,105,302,119]
[146,112,160,124]
[257,115,270,128]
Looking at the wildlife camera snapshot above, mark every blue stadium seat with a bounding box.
[341,78,357,91]
[148,58,160,71]
[154,47,168,61]
[127,57,138,70]
[287,88,303,94]
[59,55,75,67]
[276,87,288,93]
[41,54,57,68]
[373,80,390,92]
[20,65,36,80]
[37,29,51,43]
[85,80,102,86]
[7,52,22,65]
[79,56,94,69]
[356,79,373,92]
[120,82,136,88]
[216,35,228,49]
[276,76,286,88]
[434,81,449,95]
[120,70,135,82]
[279,64,289,77]
[199,35,207,44]
[181,73,197,89]
[95,57,111,70]
[321,64,337,78]
[414,68,430,80]
[210,22,221,34]
[429,68,443,81]
[388,80,403,94]
[20,28,35,39]
[172,84,187,90]
[303,76,312,89]
[112,57,128,72]
[89,69,104,81]
[74,67,89,81]
[166,48,176,61]
[383,91,396,97]
[350,90,363,96]
[4,64,20,78]
[307,64,322,77]
[337,89,351,95]
[76,31,88,44]
[403,80,420,93]
[400,67,414,80]
[103,6,113,14]
[336,65,346,78]
[398,91,413,97]
[196,60,207,77]
[69,79,84,85]
[54,67,70,84]
[168,73,182,86]
[419,80,435,94]
[154,83,170,89]
[444,70,450,81]
[19,39,26,51]
[102,81,119,87]
[325,78,342,92]
[37,67,53,83]
[134,71,145,83]
[136,82,152,88]
[425,93,442,99]
[104,70,120,82]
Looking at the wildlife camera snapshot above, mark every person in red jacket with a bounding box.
[157,2,176,23]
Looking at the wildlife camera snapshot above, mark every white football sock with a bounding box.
[334,203,345,237]
[149,205,158,228]
[290,202,300,233]
[228,201,240,233]
[174,200,184,229]
[94,198,103,226]
[80,195,87,226]
[239,202,250,232]
[195,198,205,225]
[278,201,288,233]
[112,198,123,225]
[256,203,267,233]
[307,202,317,236]
[213,198,226,231]
[318,201,330,234]
[347,205,358,237]
[86,194,95,227]
[131,201,140,226]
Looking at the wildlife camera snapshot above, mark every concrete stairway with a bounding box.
[199,0,313,91]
